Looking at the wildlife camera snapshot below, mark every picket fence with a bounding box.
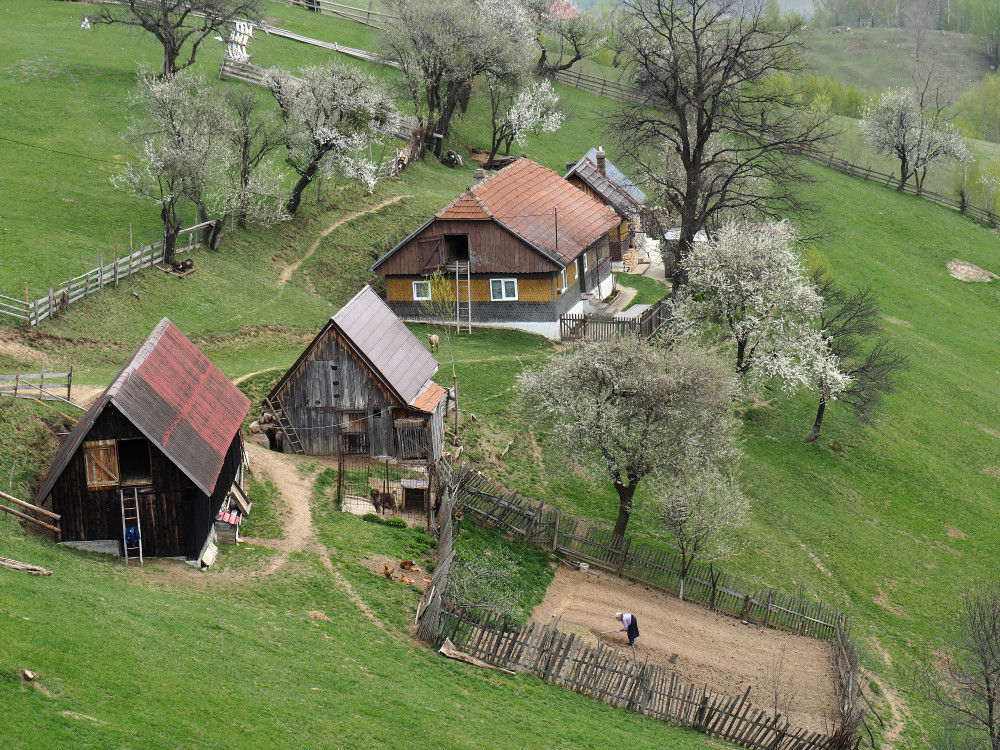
[0,221,214,328]
[559,296,670,342]
[445,465,851,643]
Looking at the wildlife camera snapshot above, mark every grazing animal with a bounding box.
[370,489,398,516]
[427,333,439,352]
[383,564,394,580]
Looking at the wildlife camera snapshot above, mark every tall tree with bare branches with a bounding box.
[605,0,834,288]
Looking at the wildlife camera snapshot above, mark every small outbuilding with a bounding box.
[371,158,621,339]
[564,147,646,262]
[35,318,251,565]
[264,286,447,463]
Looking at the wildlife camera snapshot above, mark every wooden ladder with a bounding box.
[265,396,305,455]
[453,261,472,333]
[120,488,143,567]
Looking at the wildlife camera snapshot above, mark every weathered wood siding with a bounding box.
[46,404,220,559]
[378,219,561,276]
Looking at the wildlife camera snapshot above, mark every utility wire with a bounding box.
[0,135,121,165]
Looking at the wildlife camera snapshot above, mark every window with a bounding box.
[340,411,369,454]
[490,278,518,301]
[559,268,567,292]
[412,280,431,300]
[83,440,119,490]
[582,252,590,275]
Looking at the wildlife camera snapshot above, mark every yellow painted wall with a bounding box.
[387,276,555,302]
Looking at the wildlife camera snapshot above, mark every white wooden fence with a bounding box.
[0,221,214,328]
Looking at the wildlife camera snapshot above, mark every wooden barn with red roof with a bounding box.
[371,158,621,339]
[35,319,251,565]
[264,286,446,462]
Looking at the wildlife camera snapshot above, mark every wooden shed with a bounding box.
[564,147,646,262]
[264,286,447,463]
[371,158,621,339]
[35,319,251,565]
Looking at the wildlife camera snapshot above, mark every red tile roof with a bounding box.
[37,319,250,502]
[410,382,447,413]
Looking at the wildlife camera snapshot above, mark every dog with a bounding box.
[370,489,398,516]
[427,333,439,352]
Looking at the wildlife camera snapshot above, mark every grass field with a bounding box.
[4,4,1000,748]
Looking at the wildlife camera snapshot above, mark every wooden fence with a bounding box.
[275,0,390,28]
[0,369,72,402]
[560,296,670,342]
[433,610,848,750]
[0,221,214,328]
[446,466,850,643]
[0,490,61,537]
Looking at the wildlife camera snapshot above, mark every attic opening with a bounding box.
[118,438,153,486]
[444,234,469,263]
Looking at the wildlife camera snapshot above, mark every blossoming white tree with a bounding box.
[381,0,533,158]
[518,338,741,542]
[670,221,849,397]
[523,0,605,76]
[860,77,971,193]
[113,72,226,265]
[485,77,563,165]
[264,64,399,215]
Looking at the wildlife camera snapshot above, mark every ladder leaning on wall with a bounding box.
[120,488,143,567]
[452,261,472,333]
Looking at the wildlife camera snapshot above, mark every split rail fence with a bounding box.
[445,465,850,643]
[275,0,389,28]
[560,296,670,342]
[0,369,72,402]
[0,221,214,328]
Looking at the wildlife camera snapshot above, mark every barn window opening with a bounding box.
[118,438,153,486]
[444,234,469,263]
[83,440,119,490]
[341,411,369,454]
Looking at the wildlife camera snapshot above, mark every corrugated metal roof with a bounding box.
[410,381,447,413]
[36,319,250,503]
[333,286,440,406]
[565,148,646,213]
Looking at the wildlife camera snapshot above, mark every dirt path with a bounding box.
[532,566,839,735]
[277,195,410,286]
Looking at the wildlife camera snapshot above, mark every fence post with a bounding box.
[552,511,560,552]
[616,536,631,575]
[23,283,29,329]
[763,589,775,628]
[67,366,73,402]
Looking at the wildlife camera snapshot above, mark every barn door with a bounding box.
[395,418,428,460]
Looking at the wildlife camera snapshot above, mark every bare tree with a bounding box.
[219,85,287,229]
[807,270,908,443]
[859,69,971,192]
[93,0,262,77]
[905,0,937,59]
[518,338,740,542]
[606,0,834,288]
[485,76,563,165]
[381,0,533,158]
[113,71,226,265]
[660,468,747,600]
[264,64,399,215]
[525,0,606,76]
[669,222,849,396]
[595,0,630,67]
[923,583,1000,750]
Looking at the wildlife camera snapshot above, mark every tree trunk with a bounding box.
[611,482,637,546]
[209,219,224,250]
[286,171,314,216]
[807,398,827,443]
[735,337,749,376]
[897,155,909,191]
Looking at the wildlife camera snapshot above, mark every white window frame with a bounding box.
[582,251,590,275]
[559,268,568,292]
[490,278,518,301]
[412,280,431,301]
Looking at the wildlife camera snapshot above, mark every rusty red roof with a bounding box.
[372,159,621,273]
[36,319,250,502]
[410,381,447,413]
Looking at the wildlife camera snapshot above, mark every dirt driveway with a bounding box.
[531,566,839,735]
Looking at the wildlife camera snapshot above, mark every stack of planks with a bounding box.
[0,557,51,576]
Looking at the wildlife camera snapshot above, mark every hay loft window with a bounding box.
[340,411,369,454]
[83,440,119,490]
[490,278,518,301]
[444,234,469,263]
[118,438,153,486]
[412,280,431,301]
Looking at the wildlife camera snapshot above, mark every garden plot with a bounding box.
[531,565,839,735]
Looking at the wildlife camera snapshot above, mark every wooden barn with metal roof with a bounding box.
[35,318,251,566]
[564,147,646,262]
[371,158,621,339]
[264,286,446,463]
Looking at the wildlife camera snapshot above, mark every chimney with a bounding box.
[565,160,577,172]
[473,168,487,187]
[596,147,607,178]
